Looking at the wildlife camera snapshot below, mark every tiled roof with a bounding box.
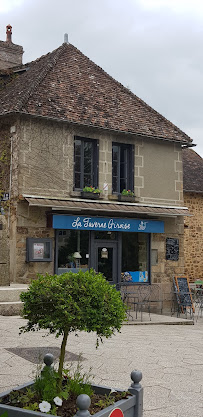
[24,197,190,217]
[183,149,203,193]
[0,42,192,144]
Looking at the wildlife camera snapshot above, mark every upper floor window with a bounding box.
[74,137,98,190]
[112,142,134,194]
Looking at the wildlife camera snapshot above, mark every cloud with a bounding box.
[139,0,203,15]
[0,0,25,13]
[0,0,202,156]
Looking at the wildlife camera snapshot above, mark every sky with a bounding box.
[0,0,203,157]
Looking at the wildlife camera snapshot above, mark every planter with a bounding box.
[118,195,136,203]
[0,371,143,417]
[81,192,100,200]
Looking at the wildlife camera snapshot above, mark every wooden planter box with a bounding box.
[0,372,143,417]
[118,195,136,203]
[81,192,100,200]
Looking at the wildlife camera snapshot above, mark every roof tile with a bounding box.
[0,43,192,144]
[183,149,203,193]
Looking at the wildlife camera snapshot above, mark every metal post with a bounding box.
[74,394,91,417]
[128,370,143,417]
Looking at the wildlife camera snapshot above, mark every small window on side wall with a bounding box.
[112,142,134,194]
[74,136,98,190]
[26,238,52,262]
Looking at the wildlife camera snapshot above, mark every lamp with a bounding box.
[73,252,82,259]
[73,251,82,268]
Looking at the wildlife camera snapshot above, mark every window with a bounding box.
[121,233,149,283]
[112,143,134,194]
[74,137,98,190]
[57,230,89,274]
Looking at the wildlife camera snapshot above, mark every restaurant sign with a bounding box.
[53,215,164,233]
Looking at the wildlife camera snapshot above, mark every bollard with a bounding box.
[43,353,54,367]
[74,394,91,417]
[41,353,54,377]
[128,370,143,417]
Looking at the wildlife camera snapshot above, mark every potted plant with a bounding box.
[0,270,143,417]
[118,190,136,203]
[81,186,101,199]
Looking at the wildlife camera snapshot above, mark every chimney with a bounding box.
[0,25,23,70]
[6,24,12,43]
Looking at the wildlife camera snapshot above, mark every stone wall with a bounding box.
[17,117,183,206]
[184,192,203,281]
[151,215,185,310]
[0,41,23,70]
[0,122,11,285]
[13,201,54,283]
[0,215,10,285]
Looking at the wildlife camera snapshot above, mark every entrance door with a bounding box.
[94,242,118,285]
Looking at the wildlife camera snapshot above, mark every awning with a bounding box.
[24,196,191,217]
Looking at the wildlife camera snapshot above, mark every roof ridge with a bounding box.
[69,43,192,143]
[15,44,66,111]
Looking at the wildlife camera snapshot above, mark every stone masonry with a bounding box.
[184,192,203,280]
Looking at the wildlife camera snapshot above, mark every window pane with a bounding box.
[112,176,118,193]
[74,137,97,190]
[112,145,119,193]
[98,247,113,282]
[112,143,133,193]
[84,154,92,174]
[75,173,81,189]
[84,174,92,186]
[75,139,81,156]
[74,139,81,189]
[120,148,127,191]
[84,141,92,157]
[120,178,126,191]
[58,230,89,272]
[121,233,149,283]
[75,155,81,173]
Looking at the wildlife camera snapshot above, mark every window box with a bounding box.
[81,191,100,199]
[118,194,136,203]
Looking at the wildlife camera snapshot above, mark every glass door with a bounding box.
[94,242,118,285]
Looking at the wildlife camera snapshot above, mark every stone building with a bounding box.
[0,26,194,306]
[183,149,203,281]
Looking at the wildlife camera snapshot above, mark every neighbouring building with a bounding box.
[0,26,194,307]
[183,149,203,281]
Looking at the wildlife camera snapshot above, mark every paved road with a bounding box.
[0,315,202,417]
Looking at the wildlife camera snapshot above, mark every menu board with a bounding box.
[166,238,179,261]
[174,276,195,313]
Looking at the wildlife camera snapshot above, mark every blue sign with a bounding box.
[53,215,164,233]
[122,271,149,283]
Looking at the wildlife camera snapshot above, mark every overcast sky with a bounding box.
[1,0,203,156]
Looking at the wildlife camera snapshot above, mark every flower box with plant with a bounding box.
[81,186,101,199]
[0,270,143,417]
[0,353,143,417]
[118,190,136,202]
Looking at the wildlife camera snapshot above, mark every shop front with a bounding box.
[54,214,164,287]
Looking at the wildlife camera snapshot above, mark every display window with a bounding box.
[121,233,149,283]
[57,230,89,274]
[55,228,150,285]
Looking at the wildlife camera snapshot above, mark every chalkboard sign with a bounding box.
[174,276,195,313]
[166,238,179,261]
